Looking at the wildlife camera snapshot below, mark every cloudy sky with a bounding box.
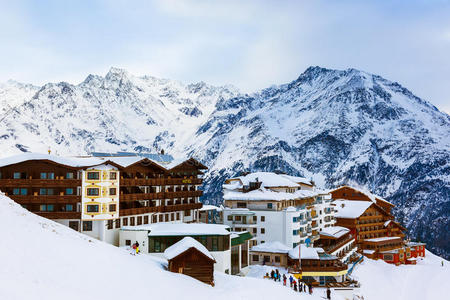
[1,0,449,112]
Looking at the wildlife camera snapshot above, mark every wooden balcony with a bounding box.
[120,177,202,186]
[357,222,385,228]
[119,190,203,202]
[0,179,81,187]
[119,192,165,202]
[35,211,81,219]
[119,202,203,216]
[7,195,81,204]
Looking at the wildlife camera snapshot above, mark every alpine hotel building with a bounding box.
[0,153,206,245]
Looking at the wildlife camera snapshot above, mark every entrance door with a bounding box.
[69,221,79,231]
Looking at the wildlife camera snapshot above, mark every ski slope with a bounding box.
[352,250,448,299]
[0,192,321,300]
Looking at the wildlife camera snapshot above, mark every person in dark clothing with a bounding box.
[275,269,280,281]
[289,275,294,288]
[298,281,302,293]
[270,270,275,280]
[308,283,312,295]
[303,283,306,292]
[283,274,287,286]
[293,281,297,292]
[326,287,331,299]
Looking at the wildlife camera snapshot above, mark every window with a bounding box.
[20,188,27,195]
[40,172,47,179]
[252,228,257,234]
[39,205,47,211]
[110,172,117,180]
[65,204,73,212]
[130,217,135,226]
[66,188,74,195]
[13,188,20,195]
[66,172,74,179]
[47,204,54,212]
[123,218,128,226]
[235,216,242,221]
[227,215,232,221]
[252,255,259,262]
[237,202,247,208]
[13,172,21,179]
[83,221,93,231]
[86,204,99,213]
[115,219,121,229]
[261,216,265,222]
[263,255,270,263]
[384,254,394,261]
[159,214,163,222]
[165,214,169,222]
[261,228,265,234]
[275,256,280,263]
[253,216,257,222]
[46,188,54,195]
[176,213,180,221]
[107,220,113,229]
[137,216,143,225]
[87,172,99,180]
[185,210,191,217]
[144,216,149,224]
[48,173,54,179]
[87,188,99,196]
[125,239,131,246]
[267,203,273,209]
[109,204,116,212]
[109,188,117,196]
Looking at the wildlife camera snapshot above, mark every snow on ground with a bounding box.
[352,250,449,300]
[0,193,319,300]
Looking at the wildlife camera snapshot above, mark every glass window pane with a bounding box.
[47,204,54,212]
[40,173,47,179]
[66,188,73,195]
[40,188,46,195]
[48,173,54,179]
[20,188,27,195]
[13,172,20,179]
[13,188,20,195]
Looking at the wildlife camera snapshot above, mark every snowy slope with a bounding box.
[0,192,320,300]
[0,66,449,258]
[352,251,449,300]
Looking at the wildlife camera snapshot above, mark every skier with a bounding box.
[270,270,275,280]
[131,242,137,255]
[326,287,331,299]
[303,283,306,292]
[275,269,280,281]
[293,281,298,292]
[283,274,287,286]
[298,281,302,293]
[274,272,277,281]
[135,241,140,255]
[289,275,294,287]
[308,283,313,295]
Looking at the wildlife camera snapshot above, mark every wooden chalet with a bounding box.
[164,237,216,286]
[315,226,358,263]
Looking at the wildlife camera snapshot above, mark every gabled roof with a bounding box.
[319,226,350,239]
[329,185,394,207]
[164,237,215,261]
[333,200,374,219]
[288,244,323,260]
[250,241,291,254]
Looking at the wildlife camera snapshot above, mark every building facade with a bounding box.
[0,153,206,245]
[222,172,335,248]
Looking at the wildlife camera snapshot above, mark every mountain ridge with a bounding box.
[0,66,449,259]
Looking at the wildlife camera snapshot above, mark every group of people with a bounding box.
[264,269,332,299]
[131,241,140,255]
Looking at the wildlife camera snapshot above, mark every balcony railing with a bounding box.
[7,195,81,204]
[120,178,202,186]
[0,179,81,187]
[35,211,81,219]
[119,190,202,202]
[120,202,203,216]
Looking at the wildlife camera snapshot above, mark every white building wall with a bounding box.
[119,230,149,253]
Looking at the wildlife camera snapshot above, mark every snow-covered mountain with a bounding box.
[0,66,449,259]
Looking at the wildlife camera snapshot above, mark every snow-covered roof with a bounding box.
[319,226,350,239]
[329,186,393,206]
[333,200,373,218]
[363,250,376,255]
[0,153,106,168]
[250,241,291,254]
[122,223,230,236]
[164,237,215,261]
[105,156,154,168]
[199,205,221,212]
[278,174,312,186]
[238,172,300,188]
[288,244,322,260]
[224,208,255,215]
[365,236,402,243]
[407,242,426,246]
[224,188,319,202]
